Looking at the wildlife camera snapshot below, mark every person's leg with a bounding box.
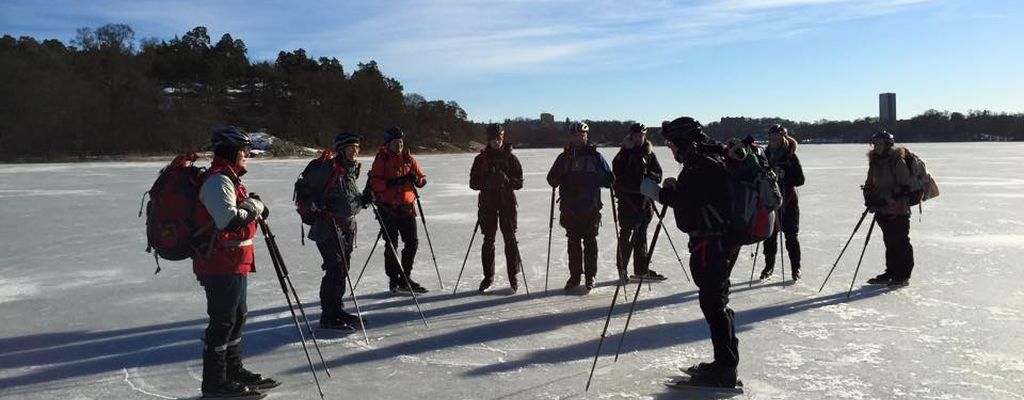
[566,231,583,289]
[782,204,801,277]
[479,205,499,286]
[498,202,520,283]
[760,229,778,278]
[381,211,403,288]
[397,214,419,283]
[689,239,740,374]
[316,229,345,319]
[200,275,246,393]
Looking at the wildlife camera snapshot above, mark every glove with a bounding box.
[640,178,661,202]
[862,186,886,211]
[360,188,375,209]
[239,197,267,220]
[415,177,427,188]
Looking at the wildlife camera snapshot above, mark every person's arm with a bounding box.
[469,155,483,191]
[199,174,262,230]
[367,155,388,195]
[788,153,805,187]
[546,153,565,188]
[508,153,524,190]
[597,153,614,188]
[647,151,663,183]
[409,153,427,188]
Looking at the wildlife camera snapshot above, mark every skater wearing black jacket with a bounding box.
[612,123,665,283]
[547,121,614,292]
[640,117,742,390]
[759,124,805,280]
[469,123,525,293]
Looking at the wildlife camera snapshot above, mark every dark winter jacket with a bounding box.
[308,158,365,243]
[546,144,614,216]
[612,138,662,215]
[864,146,913,216]
[659,142,732,238]
[470,144,524,209]
[765,136,805,207]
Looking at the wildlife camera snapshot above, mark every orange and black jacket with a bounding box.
[367,146,425,215]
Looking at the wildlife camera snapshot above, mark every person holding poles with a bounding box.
[640,117,742,390]
[469,123,525,293]
[546,121,614,292]
[862,130,916,288]
[194,126,278,399]
[303,133,372,330]
[612,122,665,284]
[759,124,806,281]
[368,126,429,295]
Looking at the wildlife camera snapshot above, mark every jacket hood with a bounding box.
[868,144,906,160]
[620,137,653,152]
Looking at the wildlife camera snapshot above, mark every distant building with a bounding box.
[540,112,554,125]
[879,93,896,124]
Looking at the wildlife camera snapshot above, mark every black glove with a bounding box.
[862,186,886,211]
[360,188,375,209]
[247,193,270,219]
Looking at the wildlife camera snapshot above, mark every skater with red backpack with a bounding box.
[194,127,278,399]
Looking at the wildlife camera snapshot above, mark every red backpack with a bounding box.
[139,152,207,273]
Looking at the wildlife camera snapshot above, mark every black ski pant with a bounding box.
[479,200,520,281]
[317,220,354,319]
[561,209,601,279]
[688,237,741,370]
[380,209,419,285]
[616,198,653,275]
[763,202,801,272]
[199,274,247,388]
[877,213,914,280]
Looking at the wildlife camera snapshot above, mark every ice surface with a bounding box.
[1,143,1022,399]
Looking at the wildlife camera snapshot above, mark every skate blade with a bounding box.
[665,377,744,395]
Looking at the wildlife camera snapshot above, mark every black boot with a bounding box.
[758,265,774,280]
[478,276,493,293]
[226,346,280,391]
[203,350,264,398]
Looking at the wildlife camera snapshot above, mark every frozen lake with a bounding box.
[1,143,1022,399]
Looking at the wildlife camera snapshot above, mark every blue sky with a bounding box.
[2,0,1021,126]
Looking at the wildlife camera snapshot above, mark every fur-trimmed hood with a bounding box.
[867,144,907,161]
[769,134,798,156]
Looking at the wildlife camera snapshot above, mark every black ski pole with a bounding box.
[584,275,626,392]
[545,187,555,293]
[613,203,669,362]
[352,229,382,291]
[609,189,629,302]
[748,242,760,288]
[818,208,871,292]
[516,244,531,295]
[369,202,430,328]
[332,222,370,345]
[256,219,328,399]
[452,220,481,295]
[413,189,444,290]
[847,215,877,299]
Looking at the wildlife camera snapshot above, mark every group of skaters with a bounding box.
[185,118,921,397]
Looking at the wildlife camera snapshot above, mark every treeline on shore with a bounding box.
[1,24,1022,162]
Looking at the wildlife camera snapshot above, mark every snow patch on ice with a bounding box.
[0,277,41,304]
[817,303,891,321]
[984,306,1021,321]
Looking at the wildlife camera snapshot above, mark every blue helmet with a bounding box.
[333,133,361,152]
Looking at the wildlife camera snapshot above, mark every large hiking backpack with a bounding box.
[293,150,335,242]
[903,150,939,206]
[725,142,783,245]
[140,152,205,273]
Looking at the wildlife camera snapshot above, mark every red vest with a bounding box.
[192,159,257,277]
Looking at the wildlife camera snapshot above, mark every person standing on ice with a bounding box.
[368,126,429,295]
[302,133,372,330]
[758,124,806,281]
[194,126,279,399]
[862,130,916,288]
[612,122,665,284]
[639,117,743,390]
[546,121,614,292]
[469,123,525,293]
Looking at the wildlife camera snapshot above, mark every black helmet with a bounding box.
[567,121,589,133]
[629,123,647,135]
[384,126,405,143]
[872,130,894,145]
[485,123,505,138]
[661,117,705,146]
[768,124,788,136]
[211,126,252,149]
[333,133,361,152]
